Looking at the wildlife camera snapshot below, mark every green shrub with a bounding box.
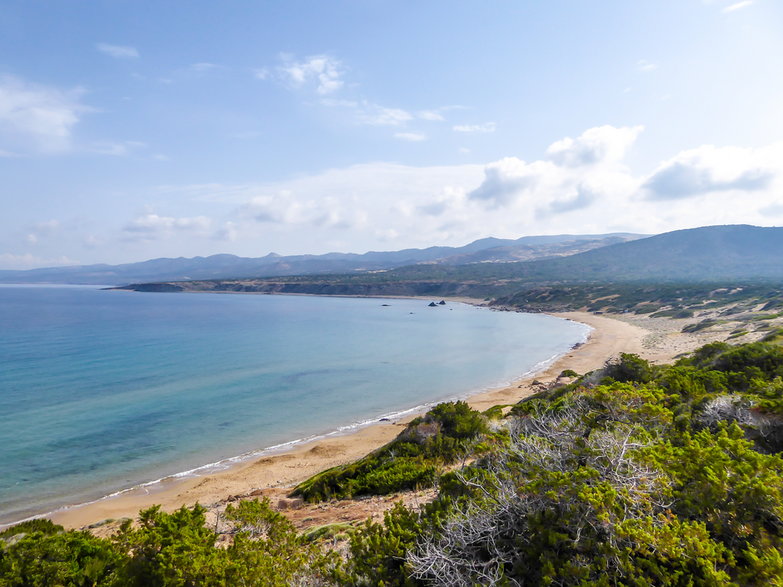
[1,527,121,586]
[683,319,723,333]
[293,401,487,502]
[346,502,421,586]
[602,353,654,383]
[0,519,63,539]
[482,405,505,420]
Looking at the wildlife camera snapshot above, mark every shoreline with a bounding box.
[36,309,656,531]
[1,294,565,530]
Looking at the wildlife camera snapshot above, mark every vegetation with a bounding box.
[5,341,783,585]
[291,401,487,502]
[1,499,336,586]
[494,281,783,314]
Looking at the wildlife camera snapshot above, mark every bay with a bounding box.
[0,285,589,524]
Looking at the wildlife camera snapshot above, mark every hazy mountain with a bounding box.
[0,233,642,285]
[516,224,783,282]
[117,225,783,301]
[372,225,783,284]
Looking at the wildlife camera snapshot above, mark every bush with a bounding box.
[482,405,505,420]
[346,502,421,586]
[1,527,121,586]
[0,519,63,539]
[293,402,487,502]
[602,353,654,383]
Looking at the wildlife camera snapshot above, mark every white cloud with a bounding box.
[467,125,647,216]
[240,190,368,231]
[119,129,783,258]
[268,53,455,135]
[0,75,87,153]
[643,143,780,199]
[96,43,139,59]
[214,221,238,242]
[723,0,753,13]
[278,54,343,94]
[324,98,424,128]
[174,162,485,252]
[124,214,212,240]
[418,110,445,121]
[453,122,497,133]
[394,132,427,142]
[539,185,598,217]
[546,125,643,167]
[358,104,413,126]
[468,157,555,207]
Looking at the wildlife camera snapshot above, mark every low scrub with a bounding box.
[292,401,487,502]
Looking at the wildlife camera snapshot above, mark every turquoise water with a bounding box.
[0,285,589,524]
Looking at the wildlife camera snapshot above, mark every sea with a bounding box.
[0,285,590,525]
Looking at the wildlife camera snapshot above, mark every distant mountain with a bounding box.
[0,233,642,285]
[116,225,783,300]
[516,224,783,282]
[370,225,783,284]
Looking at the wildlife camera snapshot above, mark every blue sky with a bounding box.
[1,0,782,268]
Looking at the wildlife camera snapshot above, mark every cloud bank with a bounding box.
[126,126,780,260]
[6,126,782,267]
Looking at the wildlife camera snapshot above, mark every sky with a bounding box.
[1,0,782,269]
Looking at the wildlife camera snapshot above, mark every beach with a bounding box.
[40,307,710,532]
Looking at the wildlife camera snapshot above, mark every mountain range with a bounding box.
[112,225,783,301]
[4,225,782,289]
[377,224,783,284]
[0,233,641,285]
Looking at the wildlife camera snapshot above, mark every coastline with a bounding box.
[42,309,658,531]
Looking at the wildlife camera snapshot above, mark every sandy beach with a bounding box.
[45,309,702,531]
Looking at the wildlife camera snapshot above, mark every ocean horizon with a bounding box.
[0,285,590,526]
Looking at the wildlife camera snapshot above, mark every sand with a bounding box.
[45,309,702,531]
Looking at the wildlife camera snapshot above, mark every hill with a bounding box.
[0,233,640,285]
[520,224,783,282]
[116,225,783,298]
[370,224,783,284]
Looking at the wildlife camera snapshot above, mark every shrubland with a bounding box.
[4,341,783,585]
[292,401,488,502]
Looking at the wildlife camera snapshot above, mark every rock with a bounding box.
[438,300,446,305]
[428,301,438,307]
